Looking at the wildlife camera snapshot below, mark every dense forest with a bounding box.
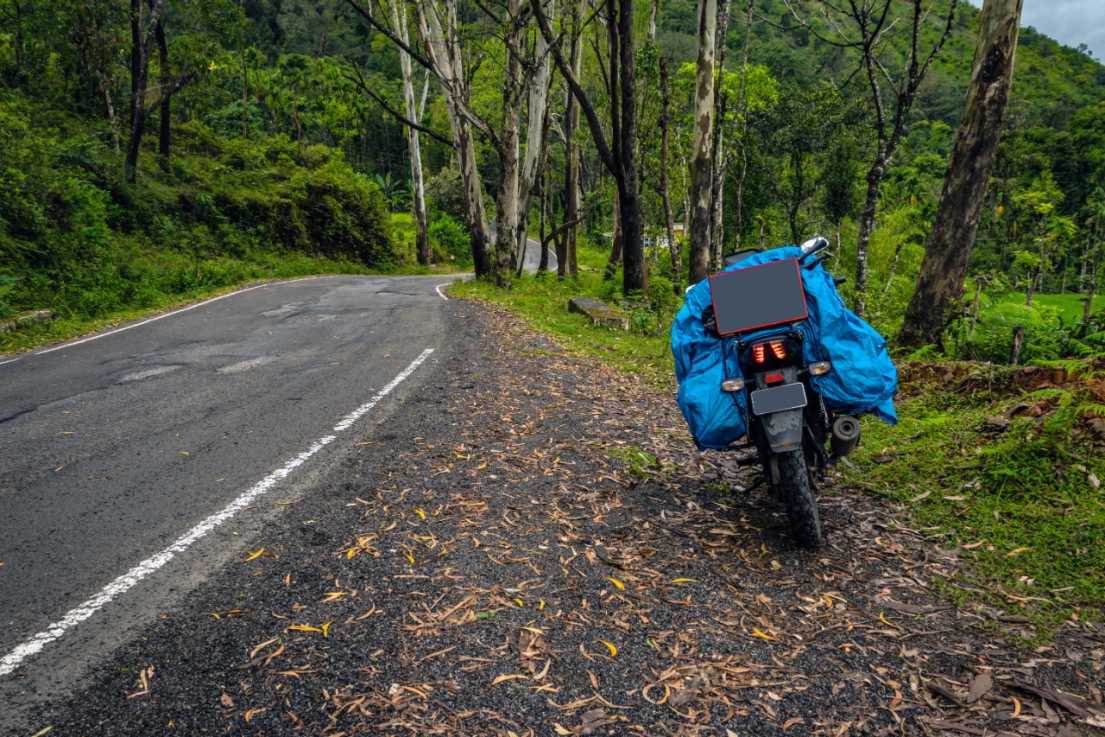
[3,0,1105,362]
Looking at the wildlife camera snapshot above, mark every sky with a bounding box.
[966,0,1105,60]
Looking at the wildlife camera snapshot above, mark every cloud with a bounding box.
[967,0,1105,59]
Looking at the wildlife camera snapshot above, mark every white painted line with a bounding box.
[35,284,272,355]
[0,348,434,677]
[0,357,21,366]
[435,283,450,301]
[217,356,278,374]
[117,365,181,383]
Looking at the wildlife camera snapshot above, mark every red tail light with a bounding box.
[770,341,787,359]
[753,344,766,363]
[764,372,785,384]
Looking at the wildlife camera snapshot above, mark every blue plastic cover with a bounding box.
[671,246,898,451]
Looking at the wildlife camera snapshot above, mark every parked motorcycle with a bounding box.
[702,236,862,547]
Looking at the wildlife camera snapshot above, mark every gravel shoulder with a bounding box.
[28,299,1105,736]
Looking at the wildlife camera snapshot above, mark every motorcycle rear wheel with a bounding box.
[775,449,821,547]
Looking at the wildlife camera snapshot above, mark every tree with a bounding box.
[558,0,582,280]
[687,0,717,285]
[820,134,860,251]
[1082,187,1105,330]
[1013,173,1063,306]
[784,0,960,317]
[387,0,431,266]
[898,0,1023,349]
[532,0,645,296]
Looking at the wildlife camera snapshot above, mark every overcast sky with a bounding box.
[966,0,1105,59]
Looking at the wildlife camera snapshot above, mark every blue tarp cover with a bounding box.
[671,246,898,451]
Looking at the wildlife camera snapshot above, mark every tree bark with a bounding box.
[658,55,680,294]
[688,0,717,285]
[898,0,1023,348]
[708,0,731,269]
[130,0,141,127]
[124,0,167,181]
[561,0,582,279]
[538,162,550,272]
[391,0,431,265]
[514,0,556,273]
[102,78,120,152]
[490,0,526,284]
[416,0,493,277]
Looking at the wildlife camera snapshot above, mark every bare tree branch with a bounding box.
[342,64,455,146]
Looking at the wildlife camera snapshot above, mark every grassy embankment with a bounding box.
[0,91,463,354]
[450,244,1105,637]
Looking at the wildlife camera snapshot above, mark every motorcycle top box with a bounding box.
[708,257,808,336]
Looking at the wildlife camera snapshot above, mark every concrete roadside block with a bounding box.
[567,297,629,330]
[0,310,57,334]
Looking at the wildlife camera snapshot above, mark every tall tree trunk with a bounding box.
[658,55,680,294]
[617,0,644,296]
[124,0,166,181]
[648,0,659,40]
[416,0,492,277]
[156,17,170,169]
[853,158,885,317]
[1079,237,1090,293]
[727,0,753,251]
[688,0,717,285]
[538,162,550,272]
[562,0,582,279]
[491,0,525,284]
[514,0,556,273]
[708,0,731,269]
[898,0,1023,347]
[391,0,430,265]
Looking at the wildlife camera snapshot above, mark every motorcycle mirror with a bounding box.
[799,236,830,257]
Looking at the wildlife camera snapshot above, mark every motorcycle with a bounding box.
[702,236,863,547]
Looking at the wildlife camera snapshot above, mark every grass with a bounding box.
[449,242,678,388]
[999,290,1105,327]
[1,213,465,355]
[448,245,1105,633]
[839,373,1105,636]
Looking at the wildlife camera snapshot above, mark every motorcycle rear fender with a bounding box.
[762,408,803,452]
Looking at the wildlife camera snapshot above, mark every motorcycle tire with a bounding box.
[775,449,822,547]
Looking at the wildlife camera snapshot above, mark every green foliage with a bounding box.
[429,214,470,265]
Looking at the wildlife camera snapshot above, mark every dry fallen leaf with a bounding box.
[220,691,234,709]
[554,725,572,736]
[607,577,624,590]
[783,717,806,731]
[491,674,527,686]
[967,672,992,703]
[1006,547,1033,557]
[598,639,617,657]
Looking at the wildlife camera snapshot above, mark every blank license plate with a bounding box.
[750,383,807,416]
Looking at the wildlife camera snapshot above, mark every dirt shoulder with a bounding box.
[34,300,1104,736]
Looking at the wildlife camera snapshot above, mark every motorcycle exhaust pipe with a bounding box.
[830,416,861,458]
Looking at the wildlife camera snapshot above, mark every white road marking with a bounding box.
[435,283,450,300]
[0,357,21,366]
[0,348,434,677]
[217,356,278,374]
[117,365,181,383]
[35,284,272,355]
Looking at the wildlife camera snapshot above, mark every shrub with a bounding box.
[429,214,470,264]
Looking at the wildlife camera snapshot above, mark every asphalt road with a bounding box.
[0,275,461,733]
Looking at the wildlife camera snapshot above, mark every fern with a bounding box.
[1034,359,1100,380]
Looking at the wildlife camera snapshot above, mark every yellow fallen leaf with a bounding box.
[245,549,266,561]
[288,624,321,633]
[356,605,376,620]
[513,598,524,607]
[54,467,63,472]
[30,728,53,737]
[878,612,900,629]
[276,671,300,678]
[455,452,469,459]
[404,551,415,564]
[491,674,527,686]
[671,578,697,583]
[598,640,617,657]
[347,548,356,559]
[752,628,776,641]
[416,508,426,520]
[244,708,265,723]
[554,725,573,735]
[538,600,545,610]
[1006,547,1033,557]
[58,432,74,435]
[179,451,189,456]
[520,626,545,635]
[607,577,625,590]
[321,621,332,637]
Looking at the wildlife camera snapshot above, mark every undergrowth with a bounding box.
[841,369,1105,635]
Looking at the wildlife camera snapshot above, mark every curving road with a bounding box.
[0,275,463,733]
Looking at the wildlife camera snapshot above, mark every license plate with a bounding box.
[750,382,807,416]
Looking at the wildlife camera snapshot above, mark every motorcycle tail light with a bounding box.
[770,341,787,359]
[752,344,766,363]
[764,372,785,384]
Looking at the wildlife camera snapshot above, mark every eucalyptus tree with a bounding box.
[783,0,960,318]
[532,0,645,296]
[687,0,717,284]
